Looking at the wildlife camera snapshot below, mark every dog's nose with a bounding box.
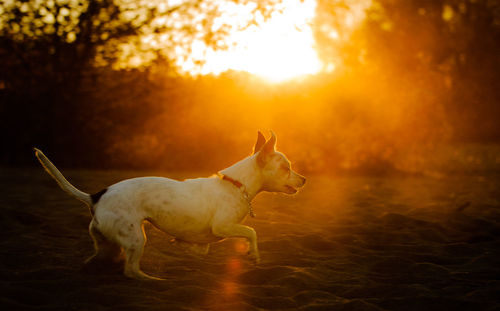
[301,177,306,185]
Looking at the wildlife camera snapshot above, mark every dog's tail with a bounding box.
[34,148,92,206]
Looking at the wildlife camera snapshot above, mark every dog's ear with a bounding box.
[257,131,276,166]
[253,131,266,154]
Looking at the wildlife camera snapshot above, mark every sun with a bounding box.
[178,0,323,83]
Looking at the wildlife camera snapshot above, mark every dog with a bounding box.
[34,131,306,280]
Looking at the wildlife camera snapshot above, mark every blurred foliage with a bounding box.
[1,0,499,174]
[0,0,279,165]
[315,0,500,141]
[309,0,500,173]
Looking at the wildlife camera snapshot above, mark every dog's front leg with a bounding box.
[212,224,260,263]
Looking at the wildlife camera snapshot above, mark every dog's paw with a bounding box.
[247,252,261,264]
[125,269,165,281]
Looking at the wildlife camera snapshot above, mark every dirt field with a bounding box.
[1,167,499,310]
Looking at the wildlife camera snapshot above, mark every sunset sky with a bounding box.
[137,0,372,83]
[178,0,322,82]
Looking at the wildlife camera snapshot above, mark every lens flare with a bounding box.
[178,0,322,83]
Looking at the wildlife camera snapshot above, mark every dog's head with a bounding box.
[253,131,306,194]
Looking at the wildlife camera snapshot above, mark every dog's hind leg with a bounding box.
[84,221,123,273]
[117,222,163,281]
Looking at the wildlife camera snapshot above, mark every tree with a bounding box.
[313,0,500,143]
[0,0,279,165]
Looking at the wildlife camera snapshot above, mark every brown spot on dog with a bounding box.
[91,188,107,205]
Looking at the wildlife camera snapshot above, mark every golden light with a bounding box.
[178,0,323,83]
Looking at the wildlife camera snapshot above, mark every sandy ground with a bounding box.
[1,167,499,310]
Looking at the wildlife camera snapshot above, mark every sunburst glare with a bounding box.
[178,0,322,83]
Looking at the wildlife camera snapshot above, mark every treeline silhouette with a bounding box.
[1,0,499,173]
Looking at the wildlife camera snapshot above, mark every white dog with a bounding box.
[34,131,305,280]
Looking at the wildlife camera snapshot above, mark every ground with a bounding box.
[1,167,499,310]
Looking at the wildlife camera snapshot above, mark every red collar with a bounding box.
[219,173,256,217]
[221,174,244,189]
